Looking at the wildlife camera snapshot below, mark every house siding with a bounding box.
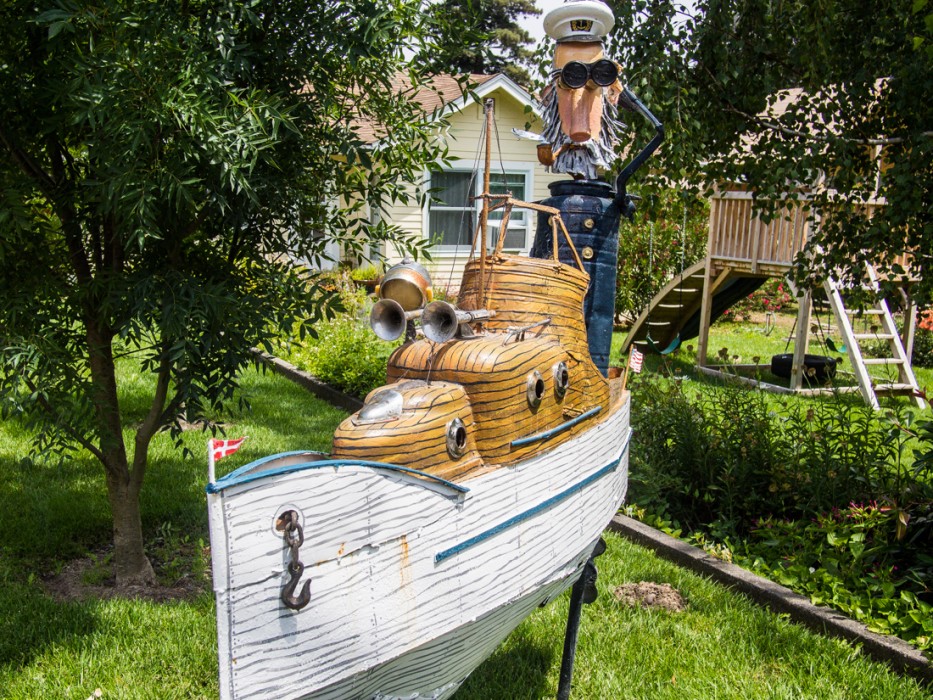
[380,85,568,292]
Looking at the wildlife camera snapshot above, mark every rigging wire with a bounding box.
[444,112,488,296]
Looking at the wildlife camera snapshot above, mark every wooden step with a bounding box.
[844,308,884,315]
[874,383,918,393]
[862,358,904,365]
[852,332,895,340]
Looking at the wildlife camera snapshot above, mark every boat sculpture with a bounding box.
[206,205,632,700]
[206,2,662,698]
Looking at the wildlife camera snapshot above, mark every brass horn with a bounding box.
[370,299,423,341]
[422,301,494,344]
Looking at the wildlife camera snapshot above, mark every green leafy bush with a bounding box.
[735,504,933,653]
[723,278,796,322]
[348,264,381,282]
[628,373,933,654]
[912,326,933,368]
[277,272,399,399]
[629,375,931,533]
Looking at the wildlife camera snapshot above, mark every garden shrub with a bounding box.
[628,373,933,653]
[276,271,400,399]
[628,374,931,533]
[735,503,933,653]
[615,188,708,325]
[912,325,933,368]
[722,277,796,322]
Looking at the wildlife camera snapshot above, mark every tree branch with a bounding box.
[47,137,94,285]
[21,375,107,464]
[0,126,58,196]
[724,106,933,146]
[131,351,173,486]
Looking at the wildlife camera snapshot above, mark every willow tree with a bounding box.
[607,0,932,305]
[0,0,462,586]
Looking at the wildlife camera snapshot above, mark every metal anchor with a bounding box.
[277,510,311,611]
[282,560,312,611]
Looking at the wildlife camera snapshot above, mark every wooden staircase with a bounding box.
[621,261,708,354]
[823,264,925,410]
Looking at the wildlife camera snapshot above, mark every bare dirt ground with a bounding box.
[42,546,209,603]
[612,582,687,612]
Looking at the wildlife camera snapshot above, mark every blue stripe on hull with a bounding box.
[435,428,633,564]
[207,457,469,495]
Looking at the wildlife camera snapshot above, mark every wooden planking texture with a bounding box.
[332,381,485,481]
[213,396,630,699]
[386,335,598,464]
[456,254,609,417]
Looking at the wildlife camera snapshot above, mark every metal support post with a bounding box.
[556,537,606,700]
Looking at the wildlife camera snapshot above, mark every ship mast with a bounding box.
[477,98,494,308]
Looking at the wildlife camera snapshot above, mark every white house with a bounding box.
[357,73,567,293]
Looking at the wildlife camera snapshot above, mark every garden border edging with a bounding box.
[607,514,932,683]
[251,350,364,413]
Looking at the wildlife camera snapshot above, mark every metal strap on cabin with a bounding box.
[503,318,552,343]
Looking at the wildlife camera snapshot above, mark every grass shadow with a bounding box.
[0,575,96,669]
[455,626,556,699]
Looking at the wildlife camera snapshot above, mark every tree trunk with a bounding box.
[86,321,157,588]
[105,471,156,586]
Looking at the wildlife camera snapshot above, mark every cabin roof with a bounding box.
[353,72,538,145]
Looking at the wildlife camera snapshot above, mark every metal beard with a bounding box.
[540,83,625,180]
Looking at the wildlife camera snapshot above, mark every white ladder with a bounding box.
[823,264,925,410]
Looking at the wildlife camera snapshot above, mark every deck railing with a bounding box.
[708,190,811,273]
[707,190,914,279]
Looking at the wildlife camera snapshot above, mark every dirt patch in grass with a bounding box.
[613,581,687,612]
[42,545,210,603]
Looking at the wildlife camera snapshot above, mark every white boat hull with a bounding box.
[208,396,630,699]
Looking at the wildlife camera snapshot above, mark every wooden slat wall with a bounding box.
[708,190,811,269]
[709,192,919,281]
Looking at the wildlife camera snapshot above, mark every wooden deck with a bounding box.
[708,189,914,279]
[708,190,810,275]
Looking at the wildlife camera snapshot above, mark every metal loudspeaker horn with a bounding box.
[370,299,423,341]
[422,301,495,344]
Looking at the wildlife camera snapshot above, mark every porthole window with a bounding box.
[446,418,468,459]
[553,361,570,399]
[526,370,545,409]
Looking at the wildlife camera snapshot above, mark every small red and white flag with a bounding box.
[628,347,644,373]
[211,437,248,462]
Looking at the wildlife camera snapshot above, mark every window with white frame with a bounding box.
[427,167,532,253]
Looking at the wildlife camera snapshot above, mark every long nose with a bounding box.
[558,86,602,143]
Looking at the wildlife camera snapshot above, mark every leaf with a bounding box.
[48,21,72,39]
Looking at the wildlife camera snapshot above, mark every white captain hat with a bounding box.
[543,0,615,43]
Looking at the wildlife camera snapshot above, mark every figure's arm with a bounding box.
[613,86,664,219]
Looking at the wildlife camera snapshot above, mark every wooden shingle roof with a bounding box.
[352,73,498,144]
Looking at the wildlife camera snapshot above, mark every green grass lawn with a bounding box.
[0,363,930,698]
